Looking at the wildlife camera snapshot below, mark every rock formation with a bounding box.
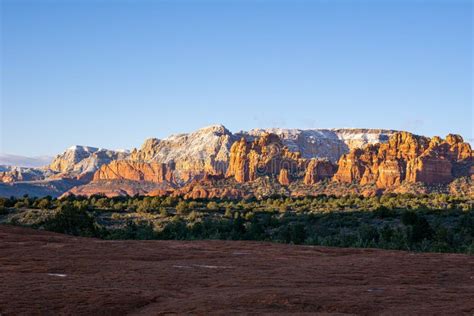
[49,146,129,178]
[303,159,337,185]
[129,125,236,183]
[0,166,47,183]
[334,132,473,188]
[245,128,395,162]
[93,160,174,183]
[278,169,290,185]
[1,125,472,198]
[64,180,172,198]
[226,133,305,183]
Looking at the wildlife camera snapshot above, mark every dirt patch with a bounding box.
[0,225,473,315]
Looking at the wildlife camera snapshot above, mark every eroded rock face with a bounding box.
[303,159,337,185]
[2,125,472,198]
[93,160,174,183]
[49,146,129,178]
[334,132,473,188]
[129,125,236,183]
[170,175,245,199]
[64,180,172,198]
[278,169,290,186]
[0,167,48,183]
[226,133,305,183]
[245,128,396,163]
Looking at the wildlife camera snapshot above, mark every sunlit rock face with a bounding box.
[2,125,472,198]
[334,132,473,188]
[49,145,129,179]
[128,125,236,183]
[93,160,174,183]
[243,128,396,163]
[83,126,397,186]
[303,159,337,185]
[226,133,305,184]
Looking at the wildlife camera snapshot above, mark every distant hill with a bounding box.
[0,154,53,168]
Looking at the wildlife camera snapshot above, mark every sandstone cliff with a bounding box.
[244,128,395,162]
[1,125,472,198]
[0,166,49,183]
[129,125,236,183]
[334,132,473,188]
[49,146,129,178]
[226,133,306,184]
[93,160,174,184]
[303,159,337,185]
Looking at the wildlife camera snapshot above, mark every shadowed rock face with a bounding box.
[65,179,172,198]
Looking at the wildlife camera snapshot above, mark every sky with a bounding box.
[1,0,472,156]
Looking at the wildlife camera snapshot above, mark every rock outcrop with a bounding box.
[1,125,472,198]
[303,159,337,185]
[278,169,290,186]
[245,128,396,162]
[49,146,129,178]
[129,125,236,183]
[64,180,172,198]
[93,160,174,183]
[0,166,48,183]
[226,133,305,183]
[334,132,473,188]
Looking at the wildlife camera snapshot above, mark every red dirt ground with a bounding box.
[0,225,473,315]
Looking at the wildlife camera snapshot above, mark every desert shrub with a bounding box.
[108,220,156,240]
[373,206,396,218]
[206,201,219,211]
[111,213,121,220]
[406,215,433,243]
[14,201,26,209]
[224,208,233,218]
[0,206,8,215]
[159,207,168,217]
[188,211,199,221]
[43,204,99,237]
[36,199,51,210]
[277,223,306,244]
[176,201,190,215]
[159,220,189,240]
[358,224,380,244]
[401,211,419,226]
[4,194,473,253]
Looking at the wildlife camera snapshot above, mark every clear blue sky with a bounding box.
[1,0,472,156]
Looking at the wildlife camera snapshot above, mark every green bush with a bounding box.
[3,194,473,253]
[43,204,99,237]
[0,206,8,215]
[108,220,156,240]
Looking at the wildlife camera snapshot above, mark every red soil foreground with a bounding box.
[0,225,473,315]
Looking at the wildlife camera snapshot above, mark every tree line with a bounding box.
[0,193,472,254]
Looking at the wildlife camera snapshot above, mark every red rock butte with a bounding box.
[0,126,472,198]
